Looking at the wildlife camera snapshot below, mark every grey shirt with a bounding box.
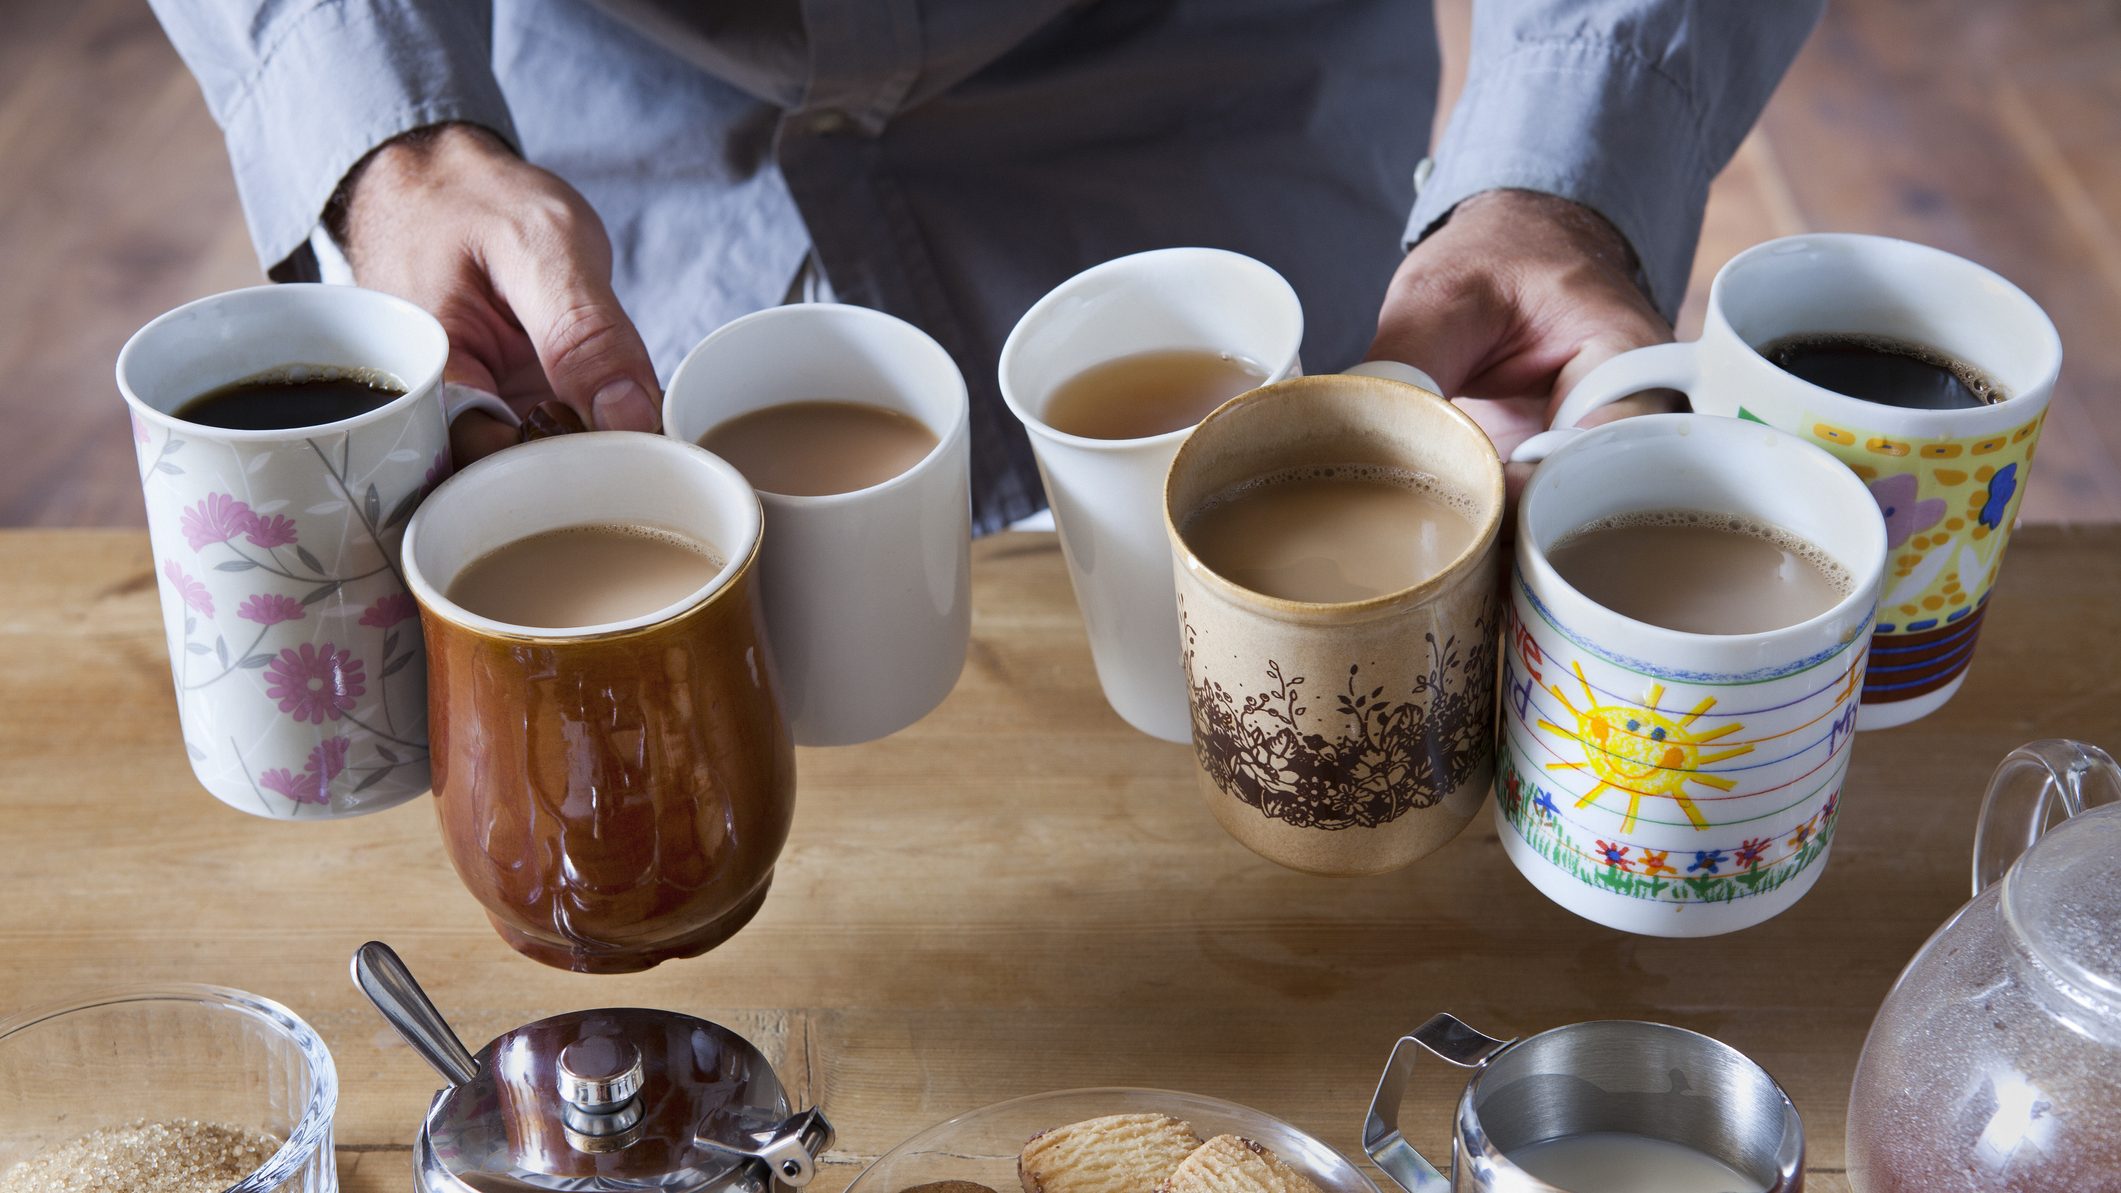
[151,0,1820,533]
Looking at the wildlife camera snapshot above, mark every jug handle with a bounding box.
[1362,1014,1515,1193]
[1971,739,2121,896]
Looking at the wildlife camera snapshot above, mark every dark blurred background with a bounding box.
[7,0,2118,526]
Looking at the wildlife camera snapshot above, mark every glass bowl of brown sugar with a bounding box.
[0,985,336,1193]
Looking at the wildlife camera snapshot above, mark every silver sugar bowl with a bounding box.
[353,942,833,1193]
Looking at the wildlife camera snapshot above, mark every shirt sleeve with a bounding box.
[1406,0,1823,319]
[147,0,519,278]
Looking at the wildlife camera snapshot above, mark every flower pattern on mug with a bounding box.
[244,513,299,548]
[163,559,214,618]
[358,592,418,628]
[305,735,350,784]
[236,593,306,626]
[264,642,366,723]
[257,767,328,804]
[181,492,257,550]
[1867,473,1946,550]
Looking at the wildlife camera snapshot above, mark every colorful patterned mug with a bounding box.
[1503,415,1886,936]
[1552,234,2060,729]
[117,285,512,819]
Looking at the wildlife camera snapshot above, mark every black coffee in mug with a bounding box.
[174,367,407,430]
[1761,332,2004,411]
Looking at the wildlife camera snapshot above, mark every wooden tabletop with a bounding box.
[6,526,2118,1192]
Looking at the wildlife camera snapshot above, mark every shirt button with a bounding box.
[802,109,852,136]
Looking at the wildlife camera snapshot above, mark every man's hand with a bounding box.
[1368,189,1679,470]
[335,123,661,462]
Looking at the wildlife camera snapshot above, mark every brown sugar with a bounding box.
[0,1118,282,1193]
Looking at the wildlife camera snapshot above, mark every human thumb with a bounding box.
[492,237,663,434]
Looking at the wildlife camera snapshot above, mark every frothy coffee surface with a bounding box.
[1763,331,2005,410]
[1181,465,1479,603]
[1043,348,1268,440]
[699,400,939,497]
[447,524,723,629]
[1547,510,1849,635]
[175,365,406,430]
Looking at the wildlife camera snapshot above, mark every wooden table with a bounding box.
[5,527,2117,1192]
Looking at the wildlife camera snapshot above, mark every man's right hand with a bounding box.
[334,123,662,462]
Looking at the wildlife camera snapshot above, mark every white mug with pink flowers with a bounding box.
[117,285,514,818]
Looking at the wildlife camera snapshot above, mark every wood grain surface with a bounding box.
[4,528,2117,1192]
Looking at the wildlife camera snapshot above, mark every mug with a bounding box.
[1551,234,2060,730]
[664,303,972,746]
[1000,248,1305,742]
[117,284,514,819]
[402,432,794,973]
[1503,415,1886,936]
[1163,371,1504,875]
[1363,1013,1804,1193]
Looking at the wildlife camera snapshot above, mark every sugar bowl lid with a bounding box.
[354,942,833,1193]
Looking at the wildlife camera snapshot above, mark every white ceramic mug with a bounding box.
[1548,234,2061,730]
[999,248,1305,742]
[117,284,514,818]
[1502,415,1886,936]
[664,303,972,747]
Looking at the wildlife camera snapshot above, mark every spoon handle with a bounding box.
[352,940,481,1087]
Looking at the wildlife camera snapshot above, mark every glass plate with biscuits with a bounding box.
[847,1088,1377,1193]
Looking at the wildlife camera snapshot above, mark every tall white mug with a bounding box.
[1550,234,2060,729]
[117,284,513,818]
[999,248,1305,742]
[665,303,972,747]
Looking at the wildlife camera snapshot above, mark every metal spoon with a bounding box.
[351,940,480,1087]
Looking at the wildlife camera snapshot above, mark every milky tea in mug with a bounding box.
[698,400,939,497]
[1166,373,1505,876]
[1500,415,1887,937]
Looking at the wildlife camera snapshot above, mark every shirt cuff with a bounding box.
[218,0,519,276]
[1406,38,1712,320]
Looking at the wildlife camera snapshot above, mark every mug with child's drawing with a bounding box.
[1553,234,2060,730]
[1502,416,1887,937]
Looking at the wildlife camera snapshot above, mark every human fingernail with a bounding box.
[521,400,587,441]
[591,380,660,432]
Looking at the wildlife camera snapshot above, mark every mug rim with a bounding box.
[1163,373,1506,618]
[997,246,1305,454]
[663,302,973,507]
[116,283,451,442]
[402,432,764,642]
[1517,413,1886,651]
[1707,232,2062,433]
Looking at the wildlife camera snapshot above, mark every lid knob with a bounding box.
[559,1036,646,1111]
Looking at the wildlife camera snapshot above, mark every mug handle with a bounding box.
[1363,1014,1516,1193]
[442,382,521,428]
[1344,359,1443,394]
[1548,342,1701,432]
[1971,739,2121,895]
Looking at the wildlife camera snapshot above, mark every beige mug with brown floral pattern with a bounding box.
[1163,371,1506,875]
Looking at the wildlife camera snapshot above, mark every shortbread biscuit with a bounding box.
[1156,1135,1323,1193]
[1020,1114,1206,1193]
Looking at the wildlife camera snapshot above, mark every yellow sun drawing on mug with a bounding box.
[1537,663,1752,832]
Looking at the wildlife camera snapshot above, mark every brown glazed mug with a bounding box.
[402,432,794,972]
[1163,374,1506,875]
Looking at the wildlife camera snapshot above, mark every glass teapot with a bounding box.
[1846,740,2121,1191]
